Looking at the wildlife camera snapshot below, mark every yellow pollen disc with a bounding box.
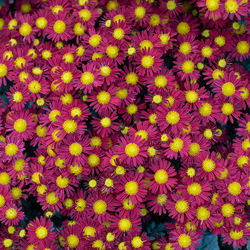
[199,103,212,116]
[202,159,215,172]
[93,200,107,214]
[56,176,69,188]
[197,206,210,220]
[88,154,100,167]
[46,192,59,205]
[140,40,153,51]
[157,194,167,205]
[177,22,190,35]
[105,178,113,187]
[230,230,243,240]
[113,14,125,23]
[118,218,132,232]
[222,82,235,96]
[221,203,234,217]
[135,6,146,19]
[106,45,119,58]
[67,235,79,248]
[160,34,170,45]
[3,239,13,248]
[63,120,77,133]
[83,226,96,237]
[221,103,234,115]
[113,28,124,40]
[100,117,111,127]
[187,182,201,195]
[167,0,177,10]
[75,198,86,211]
[61,71,73,84]
[170,138,184,152]
[28,80,41,93]
[81,72,94,85]
[69,142,82,156]
[178,234,191,248]
[186,91,198,103]
[0,64,7,77]
[89,34,101,47]
[228,182,241,196]
[74,22,85,35]
[125,181,138,195]
[14,119,27,133]
[19,23,32,36]
[53,20,66,34]
[13,159,25,171]
[212,69,224,80]
[97,91,111,104]
[125,143,139,157]
[166,111,180,125]
[100,66,111,77]
[225,0,239,13]
[51,5,64,15]
[123,198,135,210]
[187,167,196,177]
[179,42,192,55]
[214,36,225,47]
[79,9,92,21]
[182,60,194,74]
[35,226,48,239]
[206,0,219,11]
[188,143,200,156]
[239,87,249,100]
[0,172,10,185]
[154,75,167,88]
[141,55,154,69]
[0,195,5,207]
[131,236,143,248]
[149,14,160,27]
[5,143,18,156]
[6,208,17,219]
[236,41,249,54]
[154,169,168,184]
[36,17,48,29]
[175,200,189,213]
[126,72,138,85]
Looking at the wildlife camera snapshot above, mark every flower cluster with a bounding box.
[0,0,249,249]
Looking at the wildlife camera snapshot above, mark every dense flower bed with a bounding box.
[0,0,249,249]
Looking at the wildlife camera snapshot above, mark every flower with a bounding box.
[0,203,24,226]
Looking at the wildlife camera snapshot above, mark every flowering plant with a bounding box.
[0,0,249,249]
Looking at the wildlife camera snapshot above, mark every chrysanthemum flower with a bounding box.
[147,191,168,216]
[38,190,62,213]
[0,136,25,163]
[0,186,12,209]
[125,232,151,250]
[148,159,177,193]
[176,34,200,57]
[91,111,119,138]
[197,0,223,20]
[26,216,56,244]
[229,35,249,62]
[115,135,148,167]
[0,203,24,226]
[46,12,73,42]
[116,172,147,205]
[222,0,247,20]
[0,57,16,86]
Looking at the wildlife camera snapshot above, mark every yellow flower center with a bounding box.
[113,28,124,40]
[0,64,7,77]
[67,235,79,248]
[170,138,184,152]
[221,203,234,217]
[177,22,190,35]
[125,143,139,157]
[100,66,111,77]
[46,192,59,205]
[5,143,18,156]
[93,200,107,214]
[201,46,212,58]
[214,36,225,47]
[157,194,167,205]
[63,120,77,133]
[149,14,161,27]
[221,103,234,115]
[19,23,32,36]
[13,91,23,103]
[74,22,85,35]
[179,42,192,55]
[61,71,73,84]
[79,9,92,21]
[228,182,241,196]
[135,6,146,19]
[88,154,100,167]
[56,176,69,188]
[229,230,243,240]
[206,0,219,11]
[225,0,239,13]
[182,60,194,74]
[140,40,153,51]
[118,218,132,232]
[83,226,96,237]
[126,72,138,85]
[186,91,198,103]
[178,234,191,248]
[202,159,215,172]
[35,226,48,239]
[166,111,180,125]
[89,34,101,47]
[222,82,235,96]
[0,172,10,185]
[28,80,41,93]
[187,182,201,196]
[0,195,5,207]
[75,198,86,211]
[13,159,25,171]
[154,75,167,88]
[131,236,143,248]
[239,87,249,100]
[100,117,111,127]
[81,72,94,85]
[36,17,48,29]
[175,200,189,213]
[141,55,154,69]
[187,167,196,177]
[188,143,200,156]
[97,91,111,104]
[53,20,66,34]
[199,103,212,116]
[125,181,138,195]
[106,45,119,58]
[14,119,27,133]
[197,206,210,220]
[236,41,249,54]
[3,239,13,248]
[6,208,17,219]
[167,0,177,10]
[154,169,168,184]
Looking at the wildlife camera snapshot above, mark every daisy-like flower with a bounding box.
[38,190,62,213]
[169,228,201,250]
[147,191,168,216]
[125,232,151,250]
[52,63,81,93]
[0,136,24,163]
[156,103,191,134]
[163,134,192,160]
[199,39,219,64]
[88,84,120,113]
[91,111,119,138]
[222,0,248,20]
[148,159,177,193]
[7,84,29,111]
[115,135,148,167]
[178,177,212,205]
[135,48,163,76]
[0,203,24,226]
[166,193,195,223]
[6,110,36,141]
[176,34,200,57]
[46,12,73,42]
[74,63,102,93]
[116,172,147,205]
[196,0,223,20]
[110,213,141,237]
[26,216,56,244]
[58,134,91,167]
[87,192,115,223]
[0,57,16,86]
[236,114,250,138]
[229,35,249,62]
